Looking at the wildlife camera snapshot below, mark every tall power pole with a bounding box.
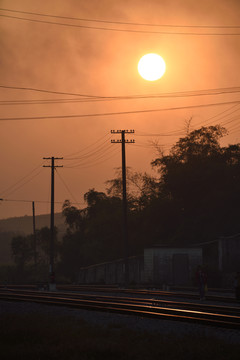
[32,201,37,279]
[111,130,135,287]
[43,156,63,290]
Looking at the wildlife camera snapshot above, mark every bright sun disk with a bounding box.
[138,53,166,81]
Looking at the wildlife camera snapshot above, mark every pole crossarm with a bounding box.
[43,157,63,168]
[111,130,135,134]
[111,129,135,144]
[111,139,135,143]
[43,157,64,159]
[43,165,64,168]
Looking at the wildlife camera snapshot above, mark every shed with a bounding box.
[143,246,202,286]
[201,234,240,287]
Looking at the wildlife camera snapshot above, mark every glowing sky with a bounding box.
[0,0,240,219]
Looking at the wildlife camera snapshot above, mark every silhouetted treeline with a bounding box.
[5,227,59,283]
[6,125,240,283]
[58,125,240,281]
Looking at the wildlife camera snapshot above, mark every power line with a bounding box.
[64,147,119,169]
[0,134,118,205]
[55,169,81,206]
[1,84,240,102]
[1,100,240,122]
[0,163,44,196]
[191,104,240,129]
[1,198,85,206]
[63,132,111,158]
[1,12,239,36]
[63,147,113,167]
[1,8,239,29]
[64,143,113,163]
[220,115,240,127]
[63,137,112,160]
[136,130,186,137]
[64,146,119,169]
[149,106,239,140]
[188,107,240,136]
[0,84,102,98]
[228,125,240,135]
[1,170,43,198]
[134,107,240,150]
[227,125,240,134]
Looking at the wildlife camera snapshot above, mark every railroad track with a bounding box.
[58,284,238,304]
[1,288,240,330]
[1,284,236,303]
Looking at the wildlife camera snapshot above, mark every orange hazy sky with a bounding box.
[0,0,240,219]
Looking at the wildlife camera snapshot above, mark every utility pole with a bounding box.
[32,201,37,280]
[111,130,135,287]
[43,157,63,291]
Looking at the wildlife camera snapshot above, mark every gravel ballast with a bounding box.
[1,299,240,344]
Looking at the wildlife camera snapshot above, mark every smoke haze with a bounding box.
[0,0,239,218]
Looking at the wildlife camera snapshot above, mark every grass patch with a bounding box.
[0,312,239,360]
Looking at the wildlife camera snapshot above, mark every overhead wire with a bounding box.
[0,84,103,99]
[0,12,239,36]
[134,105,240,139]
[1,84,239,139]
[1,8,240,29]
[133,105,240,152]
[65,147,120,170]
[191,104,240,129]
[220,115,240,127]
[135,129,185,137]
[63,146,113,167]
[0,162,44,196]
[0,134,118,206]
[64,144,119,168]
[1,85,240,103]
[227,125,240,136]
[63,140,114,166]
[63,134,112,159]
[1,198,85,206]
[224,118,240,132]
[61,133,119,169]
[0,99,89,106]
[55,169,81,207]
[1,169,43,198]
[1,100,240,122]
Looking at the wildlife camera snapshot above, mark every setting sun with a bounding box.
[138,53,166,81]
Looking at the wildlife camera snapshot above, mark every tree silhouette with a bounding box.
[58,125,240,281]
[151,126,240,243]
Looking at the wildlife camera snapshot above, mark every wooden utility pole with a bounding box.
[111,130,135,287]
[43,157,63,290]
[32,201,37,278]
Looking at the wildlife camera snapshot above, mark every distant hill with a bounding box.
[0,212,66,235]
[0,213,66,265]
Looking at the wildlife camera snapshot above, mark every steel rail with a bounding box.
[58,284,237,303]
[0,284,237,303]
[1,289,240,330]
[2,288,240,317]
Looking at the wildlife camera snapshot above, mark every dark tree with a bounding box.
[11,235,33,270]
[151,126,240,243]
[11,226,59,283]
[58,126,240,281]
